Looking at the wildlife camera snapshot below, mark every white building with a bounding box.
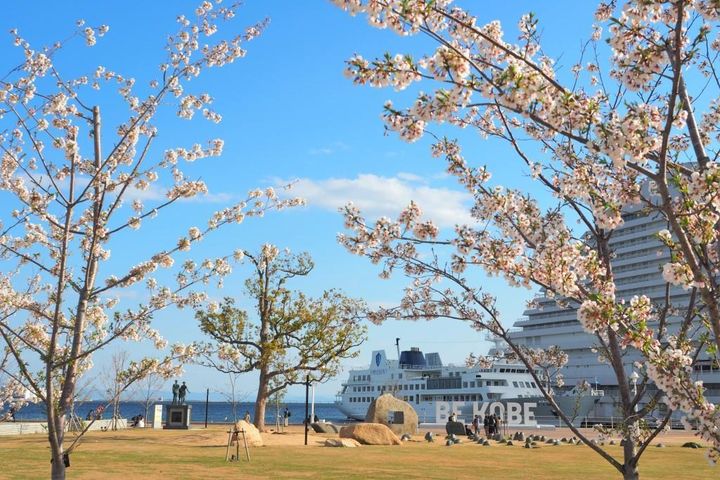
[509,205,720,409]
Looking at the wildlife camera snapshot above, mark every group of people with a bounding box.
[129,414,145,427]
[472,413,502,437]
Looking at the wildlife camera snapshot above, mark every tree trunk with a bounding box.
[254,370,269,431]
[49,414,66,480]
[622,434,640,480]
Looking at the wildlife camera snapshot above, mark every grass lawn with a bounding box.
[0,426,714,479]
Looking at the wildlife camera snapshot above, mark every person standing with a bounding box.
[483,414,490,437]
[171,380,180,405]
[488,413,496,436]
[472,415,480,435]
[283,407,291,426]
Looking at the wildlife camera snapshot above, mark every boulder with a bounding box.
[682,441,701,449]
[339,423,401,446]
[445,421,466,436]
[232,420,263,447]
[365,393,418,436]
[324,438,361,448]
[311,422,340,434]
[506,441,514,446]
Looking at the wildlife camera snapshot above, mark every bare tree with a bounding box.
[0,2,301,478]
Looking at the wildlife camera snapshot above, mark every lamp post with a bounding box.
[629,371,639,413]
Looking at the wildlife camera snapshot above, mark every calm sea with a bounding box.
[13,401,347,425]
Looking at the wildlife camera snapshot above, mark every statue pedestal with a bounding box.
[164,405,191,429]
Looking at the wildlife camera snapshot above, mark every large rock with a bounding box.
[445,421,466,436]
[233,420,263,447]
[324,438,361,448]
[364,393,418,436]
[339,423,402,445]
[311,422,340,434]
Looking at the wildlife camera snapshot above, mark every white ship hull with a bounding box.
[335,347,604,426]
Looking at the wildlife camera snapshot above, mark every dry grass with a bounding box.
[0,425,714,479]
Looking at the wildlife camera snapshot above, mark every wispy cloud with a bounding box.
[308,141,350,156]
[283,173,473,228]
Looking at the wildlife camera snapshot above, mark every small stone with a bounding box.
[682,442,701,449]
[453,438,462,444]
[560,437,568,443]
[446,440,453,446]
[553,440,560,446]
[482,440,490,446]
[656,443,666,448]
[517,432,526,442]
[401,434,411,442]
[545,439,555,444]
[524,443,531,449]
[609,440,616,445]
[506,441,514,446]
[424,432,434,443]
[540,435,546,442]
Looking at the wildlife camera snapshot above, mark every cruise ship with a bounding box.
[335,345,604,426]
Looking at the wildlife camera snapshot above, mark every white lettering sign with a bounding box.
[436,401,537,426]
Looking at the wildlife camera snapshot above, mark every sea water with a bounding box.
[13,401,346,425]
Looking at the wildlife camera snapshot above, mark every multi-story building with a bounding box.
[509,204,720,412]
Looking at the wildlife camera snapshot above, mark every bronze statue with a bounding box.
[178,381,189,404]
[171,380,180,405]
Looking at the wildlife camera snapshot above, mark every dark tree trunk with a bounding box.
[254,369,269,431]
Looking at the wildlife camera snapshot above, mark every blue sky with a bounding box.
[1,1,599,401]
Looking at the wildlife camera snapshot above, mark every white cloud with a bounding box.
[285,174,473,228]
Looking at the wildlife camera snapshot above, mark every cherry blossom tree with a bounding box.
[194,245,367,431]
[333,0,720,478]
[0,2,302,478]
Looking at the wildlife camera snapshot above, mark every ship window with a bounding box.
[399,374,403,379]
[513,381,518,388]
[478,394,483,401]
[470,381,475,388]
[531,382,537,388]
[453,395,459,401]
[421,385,425,390]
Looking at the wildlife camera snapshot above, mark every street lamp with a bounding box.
[629,371,639,413]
